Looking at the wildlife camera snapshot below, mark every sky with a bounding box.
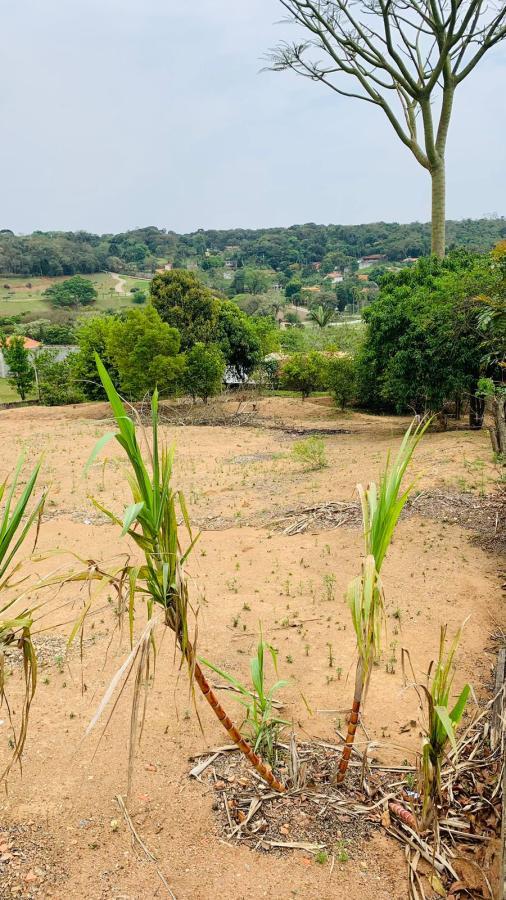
[1,0,505,235]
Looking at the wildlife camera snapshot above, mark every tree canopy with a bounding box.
[150,270,220,349]
[44,275,97,308]
[356,251,500,414]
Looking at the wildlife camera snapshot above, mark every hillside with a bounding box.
[0,217,504,277]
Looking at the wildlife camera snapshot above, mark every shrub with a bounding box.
[326,355,357,410]
[183,342,225,402]
[280,351,328,399]
[1,335,35,400]
[35,350,85,406]
[291,436,328,470]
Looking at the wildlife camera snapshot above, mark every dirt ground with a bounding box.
[0,396,503,899]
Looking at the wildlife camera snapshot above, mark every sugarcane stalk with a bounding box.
[335,659,363,784]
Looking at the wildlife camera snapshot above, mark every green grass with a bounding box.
[0,378,37,404]
[121,275,152,295]
[0,273,135,319]
[268,390,331,399]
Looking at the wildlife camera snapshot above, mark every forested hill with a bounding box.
[0,218,504,277]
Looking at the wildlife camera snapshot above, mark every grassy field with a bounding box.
[0,272,141,319]
[0,377,37,403]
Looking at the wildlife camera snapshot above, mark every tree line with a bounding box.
[0,217,505,277]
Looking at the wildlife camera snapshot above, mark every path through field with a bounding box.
[111,272,127,294]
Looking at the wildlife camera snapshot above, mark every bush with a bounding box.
[356,252,497,414]
[291,436,328,470]
[183,342,225,402]
[35,350,85,406]
[280,351,328,399]
[326,355,357,410]
[106,306,183,400]
[131,290,146,304]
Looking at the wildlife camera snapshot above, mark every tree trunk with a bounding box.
[185,645,286,793]
[335,659,363,784]
[489,394,506,456]
[469,393,485,429]
[430,163,446,259]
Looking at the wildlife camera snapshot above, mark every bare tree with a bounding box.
[269,0,506,257]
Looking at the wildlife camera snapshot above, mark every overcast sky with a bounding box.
[1,0,505,234]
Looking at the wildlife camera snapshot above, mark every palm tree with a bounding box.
[335,419,428,784]
[89,356,285,792]
[308,304,334,328]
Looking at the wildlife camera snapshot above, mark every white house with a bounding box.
[324,270,344,284]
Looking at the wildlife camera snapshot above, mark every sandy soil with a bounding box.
[0,396,503,899]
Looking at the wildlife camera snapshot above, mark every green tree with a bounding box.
[34,350,85,406]
[244,268,270,295]
[285,277,303,301]
[73,315,117,400]
[272,1,506,258]
[1,336,35,400]
[356,252,497,418]
[131,289,147,304]
[150,270,219,349]
[326,355,357,410]
[216,301,262,380]
[106,306,183,399]
[183,343,225,402]
[44,275,97,308]
[308,304,334,328]
[281,351,328,400]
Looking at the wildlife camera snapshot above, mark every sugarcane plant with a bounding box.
[405,624,470,833]
[0,455,47,781]
[335,419,429,784]
[201,633,289,767]
[86,356,286,792]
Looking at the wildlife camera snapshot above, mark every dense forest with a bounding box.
[0,218,504,277]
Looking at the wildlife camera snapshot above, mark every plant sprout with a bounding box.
[201,634,289,766]
[404,623,470,832]
[336,419,429,784]
[87,356,285,792]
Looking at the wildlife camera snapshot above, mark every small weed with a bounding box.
[335,840,349,863]
[322,573,336,602]
[314,850,328,865]
[292,437,328,471]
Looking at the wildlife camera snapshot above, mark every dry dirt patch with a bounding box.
[0,398,503,899]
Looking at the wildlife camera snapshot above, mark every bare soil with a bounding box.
[0,396,503,899]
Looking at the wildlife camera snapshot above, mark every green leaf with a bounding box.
[449,683,470,726]
[121,502,145,536]
[434,705,458,752]
[83,432,116,476]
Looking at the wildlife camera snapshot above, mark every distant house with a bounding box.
[311,262,321,271]
[357,273,369,282]
[164,262,173,271]
[402,257,419,264]
[0,336,41,378]
[305,285,321,293]
[224,259,238,270]
[324,270,343,284]
[358,254,386,269]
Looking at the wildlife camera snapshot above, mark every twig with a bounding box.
[115,795,177,899]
